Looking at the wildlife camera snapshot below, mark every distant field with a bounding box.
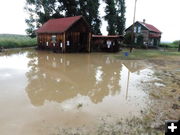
[0,34,37,48]
[160,41,179,48]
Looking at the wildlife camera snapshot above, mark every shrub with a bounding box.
[124,33,132,45]
[137,35,144,47]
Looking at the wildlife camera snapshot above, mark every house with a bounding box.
[37,16,91,53]
[91,35,124,52]
[125,20,162,47]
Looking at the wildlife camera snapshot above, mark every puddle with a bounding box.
[0,49,157,135]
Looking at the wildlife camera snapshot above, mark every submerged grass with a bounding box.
[115,48,180,60]
[0,34,37,49]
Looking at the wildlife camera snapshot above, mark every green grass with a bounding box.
[115,49,180,60]
[0,34,37,49]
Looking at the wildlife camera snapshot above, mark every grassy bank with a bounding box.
[0,34,37,49]
[115,48,180,60]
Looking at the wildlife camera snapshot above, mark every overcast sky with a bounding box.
[0,0,179,42]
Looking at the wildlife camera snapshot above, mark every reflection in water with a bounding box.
[26,52,122,106]
[0,49,158,135]
[125,70,130,100]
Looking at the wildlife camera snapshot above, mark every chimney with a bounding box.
[143,19,146,24]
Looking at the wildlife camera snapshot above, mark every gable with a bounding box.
[125,22,148,32]
[126,21,161,34]
[67,18,91,33]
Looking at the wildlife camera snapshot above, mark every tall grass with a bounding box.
[0,34,37,48]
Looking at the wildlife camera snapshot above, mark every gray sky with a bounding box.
[0,0,180,42]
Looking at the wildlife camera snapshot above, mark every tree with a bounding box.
[25,0,102,37]
[86,0,101,34]
[104,0,117,35]
[77,0,101,34]
[137,34,144,46]
[104,0,126,35]
[25,0,64,37]
[115,0,126,35]
[124,33,133,45]
[60,0,78,16]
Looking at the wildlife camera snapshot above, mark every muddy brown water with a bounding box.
[0,49,157,135]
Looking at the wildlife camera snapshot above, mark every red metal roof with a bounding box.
[139,21,161,33]
[37,16,83,33]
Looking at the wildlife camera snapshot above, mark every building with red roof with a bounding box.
[37,16,91,53]
[125,20,162,47]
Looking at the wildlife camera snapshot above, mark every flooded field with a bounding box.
[0,49,179,135]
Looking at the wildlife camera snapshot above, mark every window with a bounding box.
[51,35,56,42]
[138,26,141,33]
[134,37,137,43]
[134,26,137,33]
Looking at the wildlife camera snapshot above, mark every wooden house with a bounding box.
[125,20,162,47]
[37,16,91,53]
[91,35,124,52]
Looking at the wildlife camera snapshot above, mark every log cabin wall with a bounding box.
[37,16,91,53]
[66,18,91,52]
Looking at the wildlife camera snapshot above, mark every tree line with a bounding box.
[25,0,126,38]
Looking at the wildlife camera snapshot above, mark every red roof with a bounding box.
[138,21,161,33]
[37,16,83,33]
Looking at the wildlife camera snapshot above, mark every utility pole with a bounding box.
[130,0,138,53]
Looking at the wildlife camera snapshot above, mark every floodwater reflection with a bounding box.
[0,49,155,134]
[26,51,122,106]
[25,51,153,109]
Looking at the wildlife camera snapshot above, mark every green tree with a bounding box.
[173,40,180,45]
[60,0,78,16]
[25,0,101,37]
[137,34,144,46]
[115,0,126,35]
[104,0,126,35]
[25,0,64,37]
[77,0,101,34]
[104,0,117,35]
[124,33,133,45]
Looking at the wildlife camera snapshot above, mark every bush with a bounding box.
[137,35,144,47]
[124,33,132,45]
[173,40,180,45]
